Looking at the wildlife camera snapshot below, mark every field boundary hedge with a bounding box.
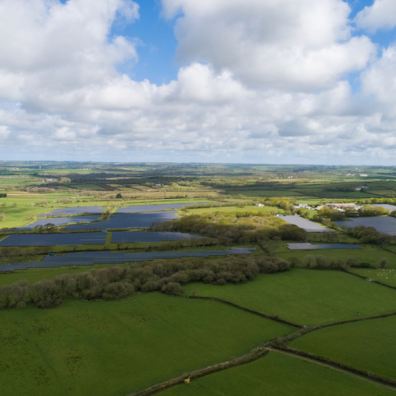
[130,347,270,396]
[271,346,396,389]
[129,307,396,395]
[185,295,302,328]
[343,269,396,291]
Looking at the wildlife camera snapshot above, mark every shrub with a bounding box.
[102,282,135,300]
[347,226,388,245]
[0,282,30,309]
[161,282,183,296]
[379,258,388,269]
[140,279,162,292]
[30,280,64,308]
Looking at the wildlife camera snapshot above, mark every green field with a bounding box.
[0,293,291,396]
[273,242,396,268]
[351,268,396,287]
[184,269,396,324]
[0,266,94,286]
[161,351,394,396]
[2,162,396,395]
[292,316,396,380]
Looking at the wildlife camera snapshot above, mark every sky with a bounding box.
[0,0,396,165]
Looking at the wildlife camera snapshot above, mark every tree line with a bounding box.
[0,255,291,310]
[152,215,307,244]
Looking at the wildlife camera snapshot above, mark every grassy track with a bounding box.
[291,316,396,380]
[159,351,394,396]
[0,293,291,396]
[184,269,396,324]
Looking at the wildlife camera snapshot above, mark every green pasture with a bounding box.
[162,351,393,396]
[184,205,283,216]
[273,242,396,268]
[0,293,290,396]
[351,268,396,287]
[0,192,89,228]
[292,316,396,380]
[0,266,93,286]
[184,269,396,325]
[180,204,286,232]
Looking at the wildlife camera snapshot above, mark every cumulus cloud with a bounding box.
[0,0,138,97]
[163,0,375,90]
[0,125,10,139]
[0,0,395,164]
[362,45,396,117]
[356,0,396,31]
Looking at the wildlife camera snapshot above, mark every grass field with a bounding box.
[181,204,286,231]
[291,316,396,380]
[161,351,394,396]
[351,268,396,287]
[0,266,93,286]
[184,269,396,325]
[273,242,396,268]
[184,205,283,216]
[0,293,291,396]
[0,192,90,228]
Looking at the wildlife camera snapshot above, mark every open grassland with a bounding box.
[0,193,78,228]
[0,175,42,189]
[182,204,285,230]
[184,269,396,325]
[0,293,291,396]
[273,242,396,268]
[351,268,396,287]
[160,351,394,396]
[207,179,392,199]
[0,266,94,286]
[291,316,396,380]
[184,205,283,216]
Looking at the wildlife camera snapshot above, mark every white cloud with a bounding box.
[356,0,396,31]
[0,0,395,164]
[0,125,10,139]
[362,46,396,117]
[0,0,137,90]
[163,0,375,90]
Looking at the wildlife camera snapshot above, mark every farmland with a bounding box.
[161,352,394,396]
[0,293,290,396]
[184,269,396,325]
[291,316,396,380]
[1,162,396,395]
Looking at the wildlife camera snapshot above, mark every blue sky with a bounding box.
[349,0,396,46]
[111,0,178,84]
